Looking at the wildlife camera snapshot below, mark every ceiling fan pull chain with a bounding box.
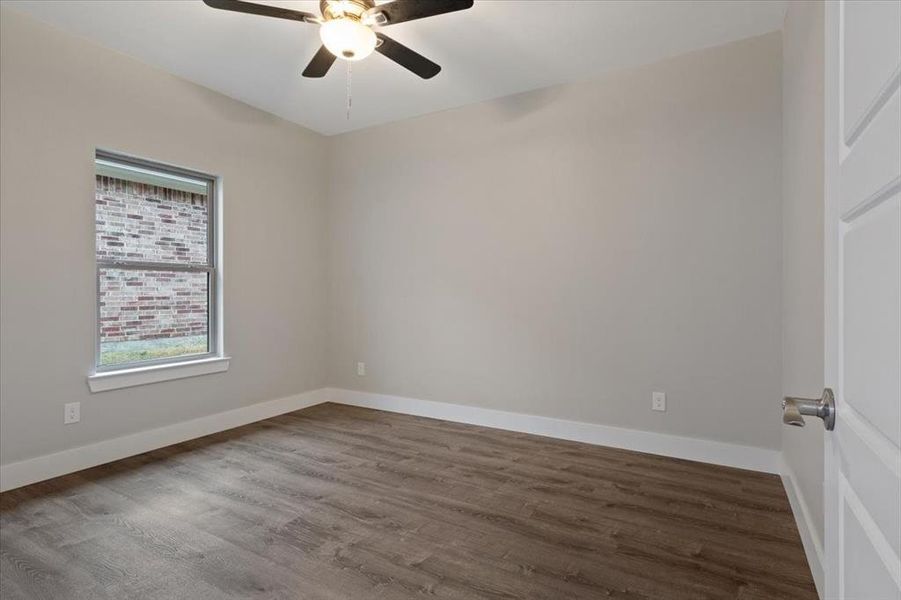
[346,60,352,121]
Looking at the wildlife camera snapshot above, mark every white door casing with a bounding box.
[824,1,901,599]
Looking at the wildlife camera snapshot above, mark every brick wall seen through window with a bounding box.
[95,155,216,369]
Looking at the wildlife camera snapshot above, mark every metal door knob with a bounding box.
[782,388,835,431]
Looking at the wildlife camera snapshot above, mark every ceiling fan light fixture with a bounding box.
[319,18,376,61]
[202,0,475,79]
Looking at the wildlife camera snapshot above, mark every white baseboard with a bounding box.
[780,456,825,599]
[1,386,784,494]
[0,388,329,493]
[325,388,781,474]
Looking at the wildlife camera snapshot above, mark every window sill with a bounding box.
[87,356,230,393]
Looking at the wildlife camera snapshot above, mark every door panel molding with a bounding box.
[839,473,901,591]
[826,1,901,597]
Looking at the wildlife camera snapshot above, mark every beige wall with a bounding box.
[0,9,787,471]
[781,0,826,549]
[326,33,783,449]
[0,9,328,464]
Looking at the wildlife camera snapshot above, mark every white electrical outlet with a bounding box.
[652,392,666,412]
[356,362,366,376]
[64,402,80,424]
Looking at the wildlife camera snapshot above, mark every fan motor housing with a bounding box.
[320,0,375,21]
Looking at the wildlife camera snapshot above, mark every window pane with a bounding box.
[99,268,209,367]
[95,170,209,265]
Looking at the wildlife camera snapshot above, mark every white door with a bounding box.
[824,1,901,598]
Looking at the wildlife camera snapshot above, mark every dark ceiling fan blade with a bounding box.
[202,0,314,23]
[302,46,337,78]
[368,0,473,26]
[375,33,440,79]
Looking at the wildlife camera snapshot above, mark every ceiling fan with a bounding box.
[202,0,474,79]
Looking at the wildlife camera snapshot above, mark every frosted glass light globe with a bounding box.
[320,18,376,61]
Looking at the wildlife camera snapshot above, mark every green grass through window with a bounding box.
[99,335,207,366]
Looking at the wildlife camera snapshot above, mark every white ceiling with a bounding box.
[4,0,786,135]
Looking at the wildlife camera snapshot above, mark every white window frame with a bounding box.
[88,150,227,392]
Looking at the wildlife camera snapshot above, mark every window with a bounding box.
[93,151,222,382]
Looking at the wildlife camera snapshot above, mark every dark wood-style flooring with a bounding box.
[0,403,817,599]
